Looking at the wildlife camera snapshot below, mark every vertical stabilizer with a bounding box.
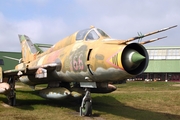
[18,35,38,63]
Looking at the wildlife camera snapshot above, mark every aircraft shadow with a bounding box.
[92,95,180,120]
[0,89,81,111]
[1,90,180,120]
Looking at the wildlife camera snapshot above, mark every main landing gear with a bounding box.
[80,88,92,116]
[7,77,16,106]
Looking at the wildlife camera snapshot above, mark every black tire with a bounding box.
[82,101,92,116]
[8,93,16,106]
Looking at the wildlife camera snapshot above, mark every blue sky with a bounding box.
[0,0,180,51]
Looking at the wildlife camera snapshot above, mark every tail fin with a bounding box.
[18,35,38,63]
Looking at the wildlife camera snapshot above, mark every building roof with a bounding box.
[146,46,180,60]
[146,46,180,49]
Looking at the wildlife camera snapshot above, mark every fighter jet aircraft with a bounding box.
[0,25,177,116]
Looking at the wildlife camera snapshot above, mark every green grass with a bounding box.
[1,81,180,120]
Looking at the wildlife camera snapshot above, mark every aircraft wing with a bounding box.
[3,68,25,77]
[2,63,60,79]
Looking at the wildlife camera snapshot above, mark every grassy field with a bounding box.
[1,81,180,120]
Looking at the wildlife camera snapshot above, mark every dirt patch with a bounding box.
[15,85,23,88]
[69,111,105,120]
[83,115,106,120]
[172,84,180,87]
[1,103,11,108]
[84,117,105,120]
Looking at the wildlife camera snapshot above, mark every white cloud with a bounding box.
[0,13,21,51]
[0,13,69,51]
[75,0,180,46]
[15,0,50,5]
[0,0,180,53]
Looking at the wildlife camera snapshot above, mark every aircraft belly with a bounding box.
[56,67,132,82]
[19,67,133,84]
[92,67,132,82]
[57,71,90,82]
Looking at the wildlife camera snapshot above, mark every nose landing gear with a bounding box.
[80,88,92,116]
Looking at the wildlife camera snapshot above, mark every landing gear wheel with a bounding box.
[8,93,16,106]
[82,101,92,116]
[80,89,92,116]
[7,77,16,106]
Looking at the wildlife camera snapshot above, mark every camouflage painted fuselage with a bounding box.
[16,27,148,85]
[0,25,177,116]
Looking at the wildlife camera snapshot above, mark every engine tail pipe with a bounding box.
[121,43,149,75]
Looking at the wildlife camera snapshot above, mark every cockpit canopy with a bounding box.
[76,27,110,41]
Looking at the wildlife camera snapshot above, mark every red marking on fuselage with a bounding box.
[47,50,60,63]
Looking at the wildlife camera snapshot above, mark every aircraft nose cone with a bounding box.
[123,49,145,70]
[131,52,145,63]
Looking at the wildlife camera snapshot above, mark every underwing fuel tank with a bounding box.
[0,82,10,94]
[121,43,149,75]
[39,87,71,100]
